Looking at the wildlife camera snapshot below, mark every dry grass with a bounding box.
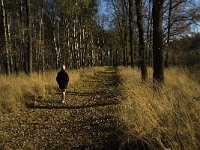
[0,66,121,149]
[118,67,200,150]
[1,66,199,149]
[0,69,82,114]
[0,67,106,114]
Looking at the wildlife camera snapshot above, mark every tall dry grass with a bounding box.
[118,67,200,150]
[0,67,106,114]
[0,69,82,114]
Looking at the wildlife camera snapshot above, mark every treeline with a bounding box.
[170,33,200,66]
[102,0,200,66]
[0,0,200,82]
[97,0,200,81]
[0,0,103,75]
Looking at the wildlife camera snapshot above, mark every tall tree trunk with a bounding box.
[13,15,19,73]
[165,0,172,67]
[114,48,118,67]
[128,0,134,68]
[122,0,128,67]
[72,18,76,68]
[89,34,94,67]
[135,0,147,80]
[1,0,10,75]
[19,0,26,72]
[146,0,152,66]
[39,0,45,73]
[53,23,60,69]
[122,30,126,66]
[0,0,3,73]
[152,0,164,83]
[26,0,32,74]
[7,15,13,73]
[42,8,45,73]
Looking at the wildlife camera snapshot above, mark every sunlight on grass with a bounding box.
[118,67,200,149]
[0,67,107,114]
[0,69,81,114]
[1,66,199,149]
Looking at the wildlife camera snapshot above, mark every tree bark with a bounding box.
[39,0,45,73]
[19,0,26,72]
[26,0,32,74]
[53,23,60,69]
[128,0,134,68]
[1,0,10,75]
[146,0,153,66]
[135,0,147,80]
[152,0,164,83]
[165,0,172,67]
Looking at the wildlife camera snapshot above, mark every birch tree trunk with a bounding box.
[53,22,60,69]
[26,0,32,74]
[1,0,10,75]
[19,0,26,72]
[39,0,45,73]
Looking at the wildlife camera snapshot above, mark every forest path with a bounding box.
[0,67,127,150]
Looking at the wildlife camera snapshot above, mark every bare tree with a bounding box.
[39,0,45,73]
[26,0,32,74]
[135,0,147,80]
[146,0,153,67]
[0,0,10,75]
[128,0,134,68]
[152,0,164,83]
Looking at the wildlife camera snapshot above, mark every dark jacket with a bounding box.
[56,70,69,89]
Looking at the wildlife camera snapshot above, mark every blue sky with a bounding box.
[98,0,106,13]
[97,0,200,32]
[97,0,113,29]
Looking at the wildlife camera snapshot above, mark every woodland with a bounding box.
[0,0,200,149]
[0,0,199,79]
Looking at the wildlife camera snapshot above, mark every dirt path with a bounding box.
[0,67,126,149]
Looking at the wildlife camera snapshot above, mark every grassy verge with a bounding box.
[0,67,107,114]
[0,69,81,114]
[118,67,200,149]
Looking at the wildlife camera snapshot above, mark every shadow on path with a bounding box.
[1,67,151,150]
[28,67,151,150]
[26,101,119,110]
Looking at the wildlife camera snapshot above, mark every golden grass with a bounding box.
[0,67,106,114]
[0,69,82,114]
[118,66,200,150]
[1,66,199,149]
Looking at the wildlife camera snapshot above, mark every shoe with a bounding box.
[62,100,65,104]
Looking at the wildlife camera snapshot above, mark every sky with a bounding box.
[97,0,200,32]
[98,0,107,14]
[97,0,113,29]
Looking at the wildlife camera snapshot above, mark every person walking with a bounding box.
[56,65,69,103]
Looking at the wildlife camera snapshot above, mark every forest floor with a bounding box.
[0,67,137,150]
